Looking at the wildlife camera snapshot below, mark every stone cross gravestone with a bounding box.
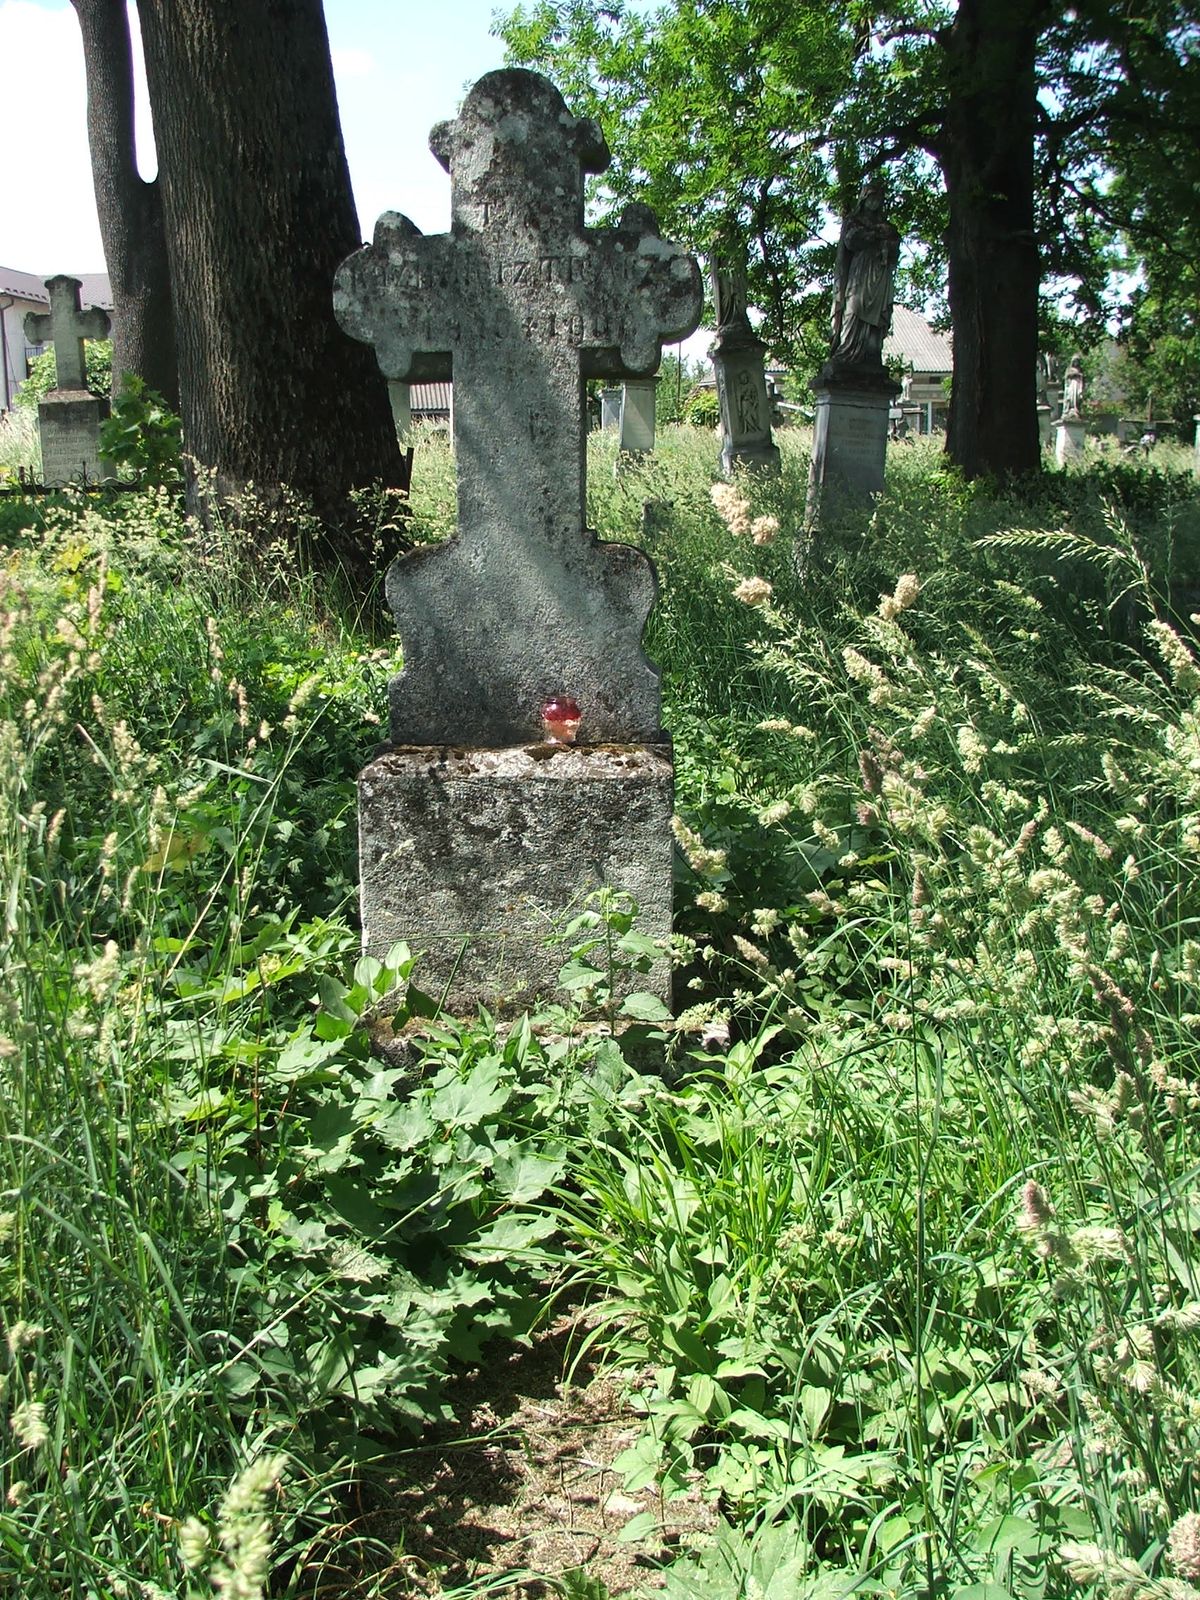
[23,275,111,486]
[334,69,702,1015]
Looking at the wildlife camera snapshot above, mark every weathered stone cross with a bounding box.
[334,69,701,747]
[23,275,111,392]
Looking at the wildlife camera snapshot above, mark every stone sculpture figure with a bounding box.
[1062,353,1085,418]
[828,179,900,373]
[712,251,753,338]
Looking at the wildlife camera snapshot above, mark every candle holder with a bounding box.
[541,695,581,743]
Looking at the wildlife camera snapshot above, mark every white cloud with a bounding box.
[0,1,153,272]
[0,1,102,271]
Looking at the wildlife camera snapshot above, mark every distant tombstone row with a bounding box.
[333,68,701,1016]
[23,275,111,486]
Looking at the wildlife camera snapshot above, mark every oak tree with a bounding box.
[73,0,404,572]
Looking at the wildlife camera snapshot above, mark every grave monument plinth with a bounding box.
[334,69,702,1016]
[23,275,112,487]
[806,368,901,519]
[618,377,657,454]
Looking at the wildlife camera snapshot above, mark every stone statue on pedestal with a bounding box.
[826,180,900,377]
[1062,353,1085,419]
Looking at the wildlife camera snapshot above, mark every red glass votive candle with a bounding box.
[541,695,581,743]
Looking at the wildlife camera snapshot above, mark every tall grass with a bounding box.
[0,493,400,1594]
[0,406,39,479]
[2,427,1200,1597]
[548,425,1200,1597]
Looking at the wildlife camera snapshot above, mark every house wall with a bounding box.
[0,294,46,411]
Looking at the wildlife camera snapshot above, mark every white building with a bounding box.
[1,267,113,410]
[885,305,953,432]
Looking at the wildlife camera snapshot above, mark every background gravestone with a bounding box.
[618,376,657,454]
[599,386,623,430]
[708,246,779,476]
[1055,351,1087,464]
[23,275,112,486]
[334,69,701,1014]
[806,182,900,525]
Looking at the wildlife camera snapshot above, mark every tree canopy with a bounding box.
[498,0,1200,472]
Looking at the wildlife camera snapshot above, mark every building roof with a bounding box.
[0,267,113,311]
[885,305,953,374]
[411,381,452,415]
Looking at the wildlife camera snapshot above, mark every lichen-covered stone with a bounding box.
[358,743,674,1014]
[333,69,702,748]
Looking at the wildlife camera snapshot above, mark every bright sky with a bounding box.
[0,0,514,273]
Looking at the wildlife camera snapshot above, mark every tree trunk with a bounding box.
[136,0,403,574]
[71,0,177,406]
[939,0,1048,479]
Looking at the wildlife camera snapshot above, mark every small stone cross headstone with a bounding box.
[334,69,702,1015]
[23,275,112,487]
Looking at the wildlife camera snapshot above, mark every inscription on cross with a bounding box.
[23,275,111,392]
[334,69,702,747]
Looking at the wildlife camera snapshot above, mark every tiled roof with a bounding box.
[0,267,113,310]
[886,305,952,374]
[411,381,452,415]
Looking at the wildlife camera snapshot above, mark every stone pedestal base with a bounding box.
[1055,416,1087,464]
[37,388,109,486]
[806,376,898,523]
[1037,404,1052,448]
[618,377,657,454]
[358,742,674,1016]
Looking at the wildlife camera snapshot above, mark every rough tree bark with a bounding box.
[71,0,177,406]
[937,0,1050,479]
[135,0,403,572]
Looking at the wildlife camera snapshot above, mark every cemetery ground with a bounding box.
[1,421,1200,1600]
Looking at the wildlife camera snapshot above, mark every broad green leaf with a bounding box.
[429,1061,510,1125]
[619,990,672,1021]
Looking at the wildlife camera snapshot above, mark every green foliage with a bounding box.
[98,373,184,486]
[498,2,1200,370]
[684,386,721,428]
[15,336,112,407]
[5,431,1200,1598]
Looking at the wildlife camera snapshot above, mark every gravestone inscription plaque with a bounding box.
[335,69,702,1013]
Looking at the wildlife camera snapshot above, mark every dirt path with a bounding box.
[378,1314,717,1596]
